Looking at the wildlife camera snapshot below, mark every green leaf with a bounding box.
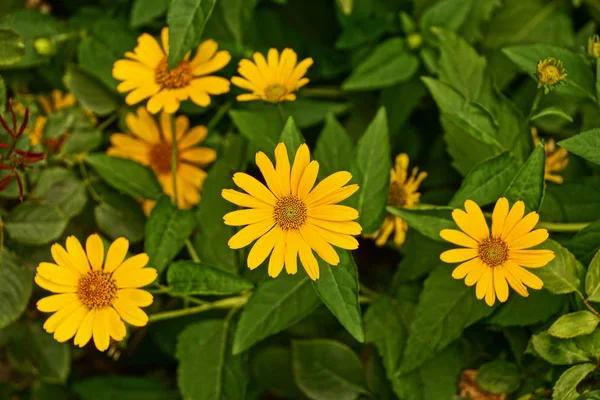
[63,65,119,116]
[487,289,565,327]
[61,128,103,154]
[72,376,177,400]
[559,129,600,166]
[531,106,574,123]
[167,261,254,296]
[130,0,168,28]
[233,273,321,354]
[94,202,146,244]
[503,44,595,101]
[177,319,248,400]
[314,114,354,179]
[349,108,391,234]
[229,109,283,154]
[43,110,74,139]
[387,206,454,243]
[144,196,196,274]
[552,363,596,400]
[566,220,600,266]
[459,0,501,42]
[503,144,545,213]
[85,154,163,200]
[0,75,5,110]
[252,346,305,399]
[292,339,368,400]
[32,167,87,218]
[574,329,600,361]
[530,332,590,365]
[25,323,70,383]
[420,0,473,44]
[549,311,600,339]
[449,152,522,207]
[586,251,600,302]
[0,28,25,66]
[0,251,32,329]
[280,98,350,129]
[279,117,305,161]
[342,38,419,91]
[203,0,257,48]
[167,0,217,68]
[312,251,364,343]
[400,264,495,372]
[5,203,68,246]
[532,239,582,295]
[476,360,521,394]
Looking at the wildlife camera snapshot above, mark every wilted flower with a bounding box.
[459,370,507,400]
[532,127,569,184]
[536,58,567,93]
[588,34,600,58]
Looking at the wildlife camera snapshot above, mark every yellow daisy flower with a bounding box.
[231,48,313,103]
[536,58,567,93]
[532,127,569,184]
[35,235,157,351]
[113,27,231,114]
[107,106,215,212]
[440,198,555,306]
[222,142,361,280]
[370,153,427,246]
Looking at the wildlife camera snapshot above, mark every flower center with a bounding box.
[478,237,509,267]
[264,84,287,102]
[149,142,175,174]
[155,58,193,89]
[77,270,117,309]
[538,65,562,85]
[274,196,307,230]
[388,182,408,207]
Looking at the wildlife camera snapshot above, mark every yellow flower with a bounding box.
[35,235,157,351]
[370,153,427,246]
[231,48,313,103]
[536,58,567,93]
[28,116,47,147]
[107,106,215,212]
[532,127,569,184]
[38,89,77,114]
[588,34,600,58]
[440,198,555,306]
[113,27,231,114]
[222,142,361,280]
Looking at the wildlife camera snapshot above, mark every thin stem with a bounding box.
[170,115,178,206]
[300,87,346,99]
[277,103,287,123]
[148,285,170,294]
[359,295,373,304]
[360,284,381,299]
[536,221,589,232]
[97,113,118,132]
[78,159,102,203]
[0,215,4,271]
[185,238,201,263]
[528,90,543,120]
[148,294,250,323]
[577,292,600,319]
[207,101,232,132]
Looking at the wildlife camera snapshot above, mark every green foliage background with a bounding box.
[1,0,600,399]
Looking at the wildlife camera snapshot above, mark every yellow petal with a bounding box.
[451,258,480,279]
[501,200,525,239]
[114,267,157,289]
[222,189,272,209]
[306,223,358,250]
[66,236,92,274]
[191,76,230,95]
[36,262,80,286]
[93,308,110,351]
[181,147,217,166]
[268,231,286,278]
[305,171,352,205]
[132,106,161,144]
[233,173,277,205]
[104,237,129,273]
[35,275,77,294]
[297,161,319,200]
[43,300,82,333]
[117,289,154,307]
[485,281,496,306]
[440,248,478,263]
[509,229,549,250]
[307,205,359,221]
[464,261,486,287]
[491,197,509,237]
[300,225,340,266]
[86,234,104,271]
[509,249,555,268]
[476,267,492,300]
[54,304,88,343]
[285,230,300,275]
[74,309,95,347]
[288,58,313,85]
[51,243,83,276]
[439,229,478,248]
[505,212,540,243]
[297,236,319,280]
[501,263,529,297]
[37,293,78,313]
[112,297,149,327]
[291,144,310,196]
[247,226,281,270]
[464,200,490,240]
[309,184,359,207]
[256,151,282,198]
[307,218,362,235]
[190,39,218,67]
[228,219,275,249]
[494,268,509,303]
[112,254,150,281]
[192,51,231,76]
[179,126,208,149]
[452,209,487,242]
[506,262,543,289]
[106,306,127,340]
[224,208,274,226]
[275,143,291,196]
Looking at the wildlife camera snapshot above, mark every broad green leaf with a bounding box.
[566,220,600,266]
[420,0,473,44]
[574,329,600,360]
[533,239,582,295]
[449,152,521,207]
[531,332,590,365]
[144,196,196,273]
[349,108,391,234]
[5,203,68,246]
[552,363,596,400]
[233,273,321,354]
[229,109,283,154]
[420,344,465,400]
[0,28,25,65]
[549,311,600,339]
[343,38,419,90]
[459,0,501,42]
[279,117,305,161]
[387,206,454,243]
[85,154,163,199]
[72,376,177,400]
[167,261,253,296]
[25,323,70,383]
[503,44,595,101]
[476,360,520,394]
[400,265,495,372]
[130,0,168,28]
[280,98,350,129]
[167,0,217,68]
[63,65,119,115]
[94,201,146,244]
[314,114,354,179]
[382,79,428,136]
[32,167,87,218]
[203,0,258,47]
[503,144,545,213]
[0,251,32,329]
[585,251,600,302]
[312,251,364,342]
[531,106,574,122]
[61,128,103,154]
[252,346,305,399]
[177,319,248,400]
[559,129,600,166]
[366,354,396,400]
[43,110,74,138]
[292,339,368,400]
[487,289,565,327]
[541,180,600,223]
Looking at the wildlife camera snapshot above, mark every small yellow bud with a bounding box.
[407,33,423,50]
[588,34,600,58]
[33,37,55,56]
[536,58,567,94]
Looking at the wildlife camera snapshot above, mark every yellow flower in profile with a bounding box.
[532,127,569,184]
[35,235,157,351]
[588,34,600,58]
[370,153,427,246]
[536,58,567,93]
[440,198,555,306]
[222,142,361,280]
[231,48,313,103]
[113,27,231,114]
[107,107,215,213]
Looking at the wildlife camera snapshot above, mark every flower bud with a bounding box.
[33,37,55,56]
[588,34,600,58]
[536,58,567,93]
[406,32,423,50]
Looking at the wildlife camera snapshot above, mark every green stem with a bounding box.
[360,284,381,299]
[207,101,232,132]
[97,113,118,132]
[300,87,346,99]
[577,292,600,319]
[0,215,4,271]
[536,221,589,232]
[185,238,201,262]
[78,160,102,203]
[171,115,179,207]
[359,295,373,304]
[528,90,543,120]
[148,294,250,323]
[277,103,287,123]
[148,285,170,294]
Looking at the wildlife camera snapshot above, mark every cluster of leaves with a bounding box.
[2,0,600,399]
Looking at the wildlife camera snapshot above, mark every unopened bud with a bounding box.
[33,37,55,56]
[407,33,423,50]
